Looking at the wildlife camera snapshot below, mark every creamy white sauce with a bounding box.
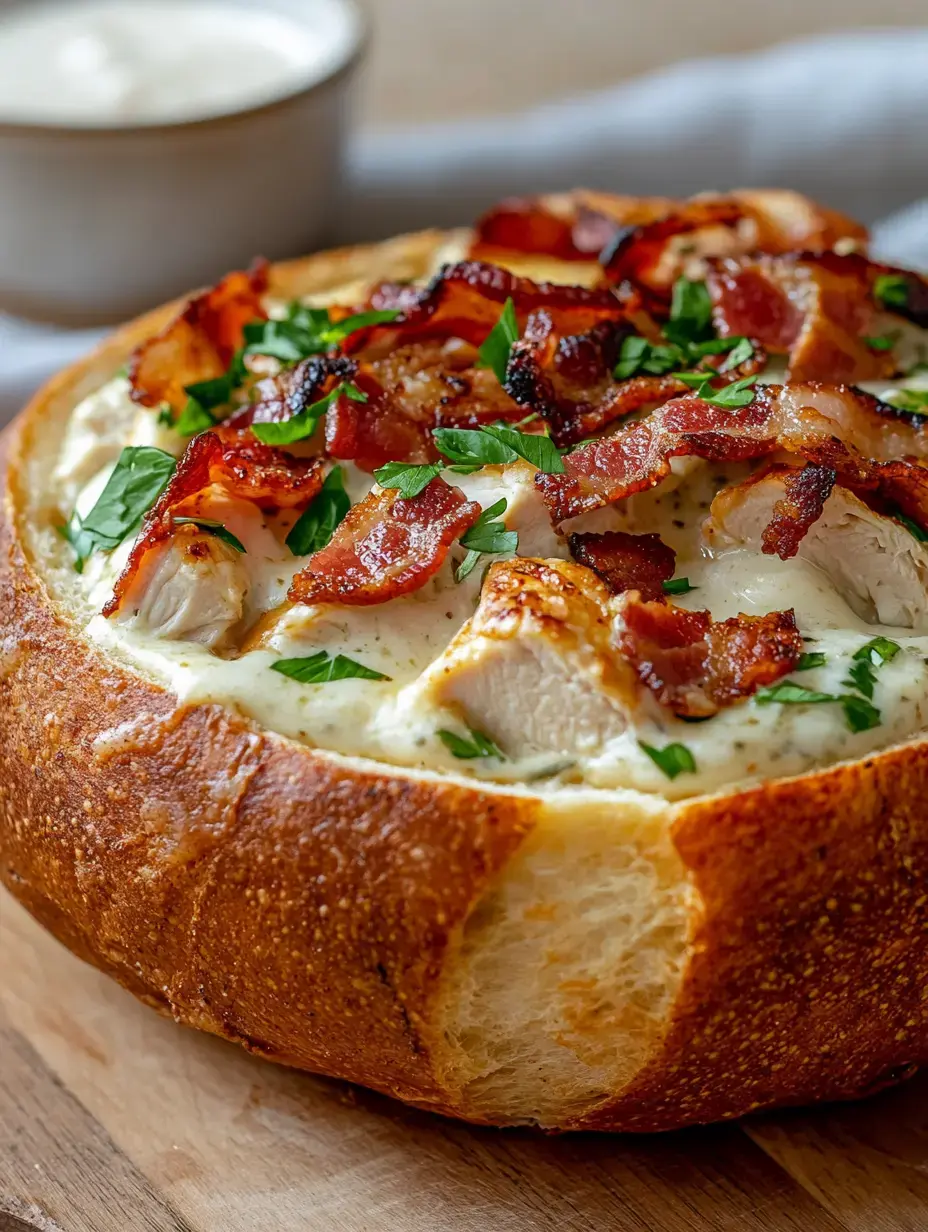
[0,0,358,125]
[49,274,928,801]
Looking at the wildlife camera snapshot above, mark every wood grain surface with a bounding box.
[2,887,927,1231]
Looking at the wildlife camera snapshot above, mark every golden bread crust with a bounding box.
[2,218,927,1131]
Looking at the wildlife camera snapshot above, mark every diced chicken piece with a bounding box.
[455,461,567,560]
[113,525,247,648]
[707,471,928,631]
[413,557,638,759]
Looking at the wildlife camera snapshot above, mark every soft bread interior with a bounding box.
[433,792,693,1125]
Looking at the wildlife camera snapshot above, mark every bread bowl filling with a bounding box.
[40,192,928,800]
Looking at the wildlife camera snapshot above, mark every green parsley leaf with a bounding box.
[174,397,217,437]
[172,517,246,553]
[373,461,443,500]
[843,657,877,699]
[244,305,400,365]
[479,422,565,473]
[438,726,505,760]
[613,335,653,380]
[185,373,236,410]
[433,426,517,467]
[285,467,351,556]
[271,651,390,684]
[663,277,714,347]
[251,381,367,446]
[62,446,176,572]
[863,331,900,352]
[433,423,565,474]
[874,273,910,311]
[455,499,518,582]
[668,371,711,389]
[662,577,696,595]
[755,682,837,706]
[477,297,519,384]
[156,405,174,428]
[756,675,884,735]
[841,694,882,733]
[697,375,758,409]
[638,741,697,780]
[885,388,928,417]
[796,651,827,671]
[853,636,901,665]
[718,336,755,370]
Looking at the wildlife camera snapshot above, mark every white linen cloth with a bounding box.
[2,28,927,425]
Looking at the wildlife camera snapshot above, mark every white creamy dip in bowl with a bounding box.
[0,0,365,323]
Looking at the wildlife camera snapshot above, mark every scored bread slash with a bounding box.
[4,186,928,1134]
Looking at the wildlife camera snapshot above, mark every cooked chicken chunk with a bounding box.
[414,557,637,759]
[113,525,247,648]
[707,471,928,631]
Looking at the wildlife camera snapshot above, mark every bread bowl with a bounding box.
[2,189,928,1132]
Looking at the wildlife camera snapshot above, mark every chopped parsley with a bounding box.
[62,446,175,572]
[174,398,217,437]
[432,422,564,474]
[884,388,928,417]
[286,466,351,556]
[638,741,697,780]
[243,304,400,365]
[756,682,836,706]
[373,461,443,500]
[662,577,696,596]
[455,498,518,582]
[172,517,246,553]
[757,637,900,733]
[664,277,714,348]
[438,725,505,760]
[614,275,753,386]
[863,331,900,352]
[271,651,390,684]
[874,273,910,311]
[251,381,366,446]
[477,297,519,384]
[796,651,827,671]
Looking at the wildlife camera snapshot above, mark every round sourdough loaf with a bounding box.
[1,229,927,1131]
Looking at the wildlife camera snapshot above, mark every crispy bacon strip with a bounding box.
[104,426,323,618]
[471,191,675,261]
[326,341,522,472]
[600,192,867,309]
[229,354,357,431]
[356,261,624,353]
[536,382,928,523]
[569,531,675,601]
[760,463,837,558]
[708,252,906,383]
[618,598,802,718]
[288,477,481,606]
[130,263,268,412]
[506,309,765,446]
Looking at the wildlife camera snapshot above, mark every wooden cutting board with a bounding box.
[2,886,928,1232]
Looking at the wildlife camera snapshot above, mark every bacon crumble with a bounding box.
[618,598,803,717]
[129,262,268,413]
[288,477,481,607]
[103,426,322,618]
[569,531,676,602]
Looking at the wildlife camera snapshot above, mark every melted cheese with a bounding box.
[50,279,928,802]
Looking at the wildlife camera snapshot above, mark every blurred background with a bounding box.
[357,0,926,128]
[0,0,926,419]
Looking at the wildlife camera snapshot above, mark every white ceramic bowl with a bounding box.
[0,0,366,325]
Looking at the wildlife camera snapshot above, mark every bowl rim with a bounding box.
[0,0,368,140]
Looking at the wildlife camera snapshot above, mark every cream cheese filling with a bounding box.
[46,278,928,802]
